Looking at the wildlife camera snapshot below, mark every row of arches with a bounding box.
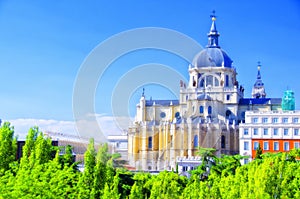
[193,74,230,88]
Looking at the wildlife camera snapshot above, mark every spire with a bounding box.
[256,61,261,79]
[142,87,145,97]
[207,10,220,48]
[251,61,266,98]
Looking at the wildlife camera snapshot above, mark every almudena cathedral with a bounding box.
[127,14,297,171]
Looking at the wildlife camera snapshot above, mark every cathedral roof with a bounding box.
[239,98,282,105]
[145,100,179,107]
[192,11,233,68]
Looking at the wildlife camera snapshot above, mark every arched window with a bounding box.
[199,106,204,114]
[215,77,219,87]
[221,135,225,148]
[175,112,180,119]
[194,135,199,148]
[206,75,213,87]
[226,110,231,118]
[225,75,229,87]
[200,79,204,87]
[208,106,212,114]
[148,137,152,149]
[192,76,196,87]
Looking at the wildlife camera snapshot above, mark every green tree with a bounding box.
[133,172,152,198]
[0,122,17,173]
[46,152,79,198]
[212,154,243,176]
[129,182,143,199]
[91,143,109,198]
[59,145,77,171]
[255,143,263,159]
[181,175,204,199]
[192,148,217,180]
[20,126,39,169]
[34,131,53,165]
[149,171,184,199]
[102,174,121,199]
[77,138,96,199]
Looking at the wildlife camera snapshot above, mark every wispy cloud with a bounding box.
[8,115,132,140]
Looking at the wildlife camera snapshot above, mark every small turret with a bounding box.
[251,62,266,98]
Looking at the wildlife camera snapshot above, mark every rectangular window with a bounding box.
[284,128,289,136]
[244,159,249,164]
[244,129,249,135]
[274,142,279,151]
[263,118,268,123]
[294,129,299,136]
[263,128,269,136]
[253,118,258,123]
[293,118,299,123]
[225,75,229,87]
[272,118,278,123]
[263,141,269,150]
[244,141,249,150]
[294,142,300,149]
[284,142,289,151]
[273,128,278,136]
[253,141,259,150]
[253,128,258,135]
[283,118,289,123]
[148,137,152,149]
[226,94,230,101]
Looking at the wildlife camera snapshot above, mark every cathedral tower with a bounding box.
[251,62,266,98]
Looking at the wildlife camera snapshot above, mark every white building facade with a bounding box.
[239,110,300,164]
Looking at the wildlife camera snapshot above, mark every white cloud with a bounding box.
[8,115,132,141]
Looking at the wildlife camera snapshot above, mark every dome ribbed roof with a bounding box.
[192,48,233,68]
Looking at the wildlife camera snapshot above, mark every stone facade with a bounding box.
[127,15,281,171]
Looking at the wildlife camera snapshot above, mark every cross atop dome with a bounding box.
[210,10,217,21]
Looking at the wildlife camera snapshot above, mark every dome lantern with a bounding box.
[191,11,233,68]
[207,10,220,48]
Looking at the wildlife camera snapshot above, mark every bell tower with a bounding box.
[251,62,266,98]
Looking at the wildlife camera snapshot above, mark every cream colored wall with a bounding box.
[129,62,244,171]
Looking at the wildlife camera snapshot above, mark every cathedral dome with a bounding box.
[192,48,233,68]
[192,12,233,68]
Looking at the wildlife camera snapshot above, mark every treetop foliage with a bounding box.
[0,123,299,198]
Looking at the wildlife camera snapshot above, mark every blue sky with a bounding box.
[0,1,300,135]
